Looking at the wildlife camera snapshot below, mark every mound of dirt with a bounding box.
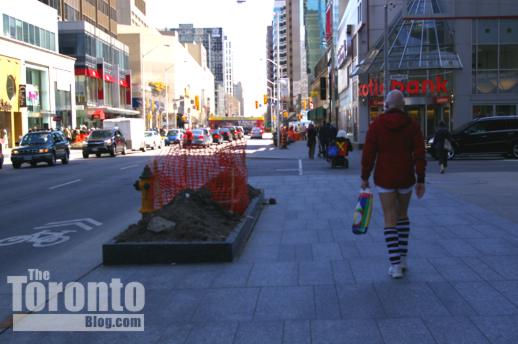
[116,187,253,242]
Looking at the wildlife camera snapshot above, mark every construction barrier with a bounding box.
[148,140,249,214]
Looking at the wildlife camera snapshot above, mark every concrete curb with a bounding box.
[102,191,264,265]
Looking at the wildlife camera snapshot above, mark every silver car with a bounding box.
[191,129,213,146]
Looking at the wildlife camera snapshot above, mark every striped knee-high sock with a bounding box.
[384,227,400,265]
[397,218,410,257]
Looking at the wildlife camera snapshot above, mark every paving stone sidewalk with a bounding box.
[1,148,518,343]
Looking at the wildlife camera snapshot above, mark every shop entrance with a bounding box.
[407,104,450,138]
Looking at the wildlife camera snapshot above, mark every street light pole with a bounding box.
[164,64,174,130]
[141,43,170,129]
[384,0,390,98]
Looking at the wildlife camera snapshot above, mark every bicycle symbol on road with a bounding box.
[0,218,102,248]
[0,230,76,247]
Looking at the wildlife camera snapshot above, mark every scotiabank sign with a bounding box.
[359,76,448,97]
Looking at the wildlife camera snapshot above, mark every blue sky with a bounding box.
[147,0,275,115]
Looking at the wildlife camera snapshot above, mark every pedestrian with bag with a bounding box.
[361,90,427,279]
[306,123,317,159]
[433,121,452,174]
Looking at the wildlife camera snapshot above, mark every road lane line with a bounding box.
[298,159,303,176]
[49,179,81,190]
[275,168,298,172]
[120,164,139,170]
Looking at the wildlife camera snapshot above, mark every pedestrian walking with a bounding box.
[361,90,426,279]
[318,121,330,157]
[306,123,317,159]
[1,128,7,149]
[432,121,452,174]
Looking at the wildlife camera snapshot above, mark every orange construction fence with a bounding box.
[148,140,249,214]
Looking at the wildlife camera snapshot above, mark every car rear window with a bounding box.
[192,130,203,135]
[20,133,50,145]
[89,130,112,139]
[167,130,179,135]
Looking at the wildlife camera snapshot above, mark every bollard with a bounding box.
[133,164,154,214]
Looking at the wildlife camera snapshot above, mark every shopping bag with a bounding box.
[352,188,373,235]
[327,144,338,158]
[443,138,452,152]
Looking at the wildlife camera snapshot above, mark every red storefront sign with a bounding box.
[75,68,100,79]
[359,76,448,97]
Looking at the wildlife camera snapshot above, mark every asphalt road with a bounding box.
[0,148,165,293]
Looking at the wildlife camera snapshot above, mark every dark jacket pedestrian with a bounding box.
[306,124,317,159]
[432,121,452,173]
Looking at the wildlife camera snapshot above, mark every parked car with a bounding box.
[211,129,224,144]
[235,126,245,139]
[218,127,234,142]
[225,127,239,140]
[164,129,184,146]
[191,128,213,146]
[11,130,70,168]
[0,143,4,169]
[427,116,518,160]
[82,129,127,158]
[250,126,263,139]
[144,130,163,150]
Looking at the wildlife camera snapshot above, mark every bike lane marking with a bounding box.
[0,218,103,248]
[120,164,139,170]
[48,179,81,190]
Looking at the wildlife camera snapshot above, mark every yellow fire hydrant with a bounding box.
[133,164,154,214]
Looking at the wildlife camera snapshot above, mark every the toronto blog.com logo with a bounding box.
[7,269,145,331]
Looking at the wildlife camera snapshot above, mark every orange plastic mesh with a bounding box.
[149,140,249,214]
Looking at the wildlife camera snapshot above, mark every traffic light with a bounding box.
[194,96,200,111]
[255,100,259,109]
[263,94,268,105]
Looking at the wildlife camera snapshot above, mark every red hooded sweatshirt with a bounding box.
[361,108,426,189]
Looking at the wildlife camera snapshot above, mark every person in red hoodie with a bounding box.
[361,89,426,279]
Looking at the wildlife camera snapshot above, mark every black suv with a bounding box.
[11,131,70,168]
[429,116,518,159]
[83,129,127,158]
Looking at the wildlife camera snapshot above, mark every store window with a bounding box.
[496,104,516,116]
[473,105,493,118]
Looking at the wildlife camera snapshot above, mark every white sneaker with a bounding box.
[388,264,403,279]
[400,257,407,271]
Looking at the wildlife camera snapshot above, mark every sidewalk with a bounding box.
[246,139,311,160]
[1,147,518,343]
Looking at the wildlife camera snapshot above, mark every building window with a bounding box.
[473,19,518,94]
[496,104,516,116]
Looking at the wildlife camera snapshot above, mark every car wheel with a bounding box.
[48,152,57,166]
[122,144,127,155]
[152,143,156,150]
[62,150,70,165]
[110,145,117,157]
[96,152,101,158]
[511,143,518,159]
[82,152,89,159]
[12,162,21,169]
[30,162,37,168]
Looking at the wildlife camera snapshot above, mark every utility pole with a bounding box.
[384,0,390,97]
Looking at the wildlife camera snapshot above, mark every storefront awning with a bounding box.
[92,109,105,120]
[351,0,463,77]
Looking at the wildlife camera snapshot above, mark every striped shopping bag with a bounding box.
[352,189,373,235]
